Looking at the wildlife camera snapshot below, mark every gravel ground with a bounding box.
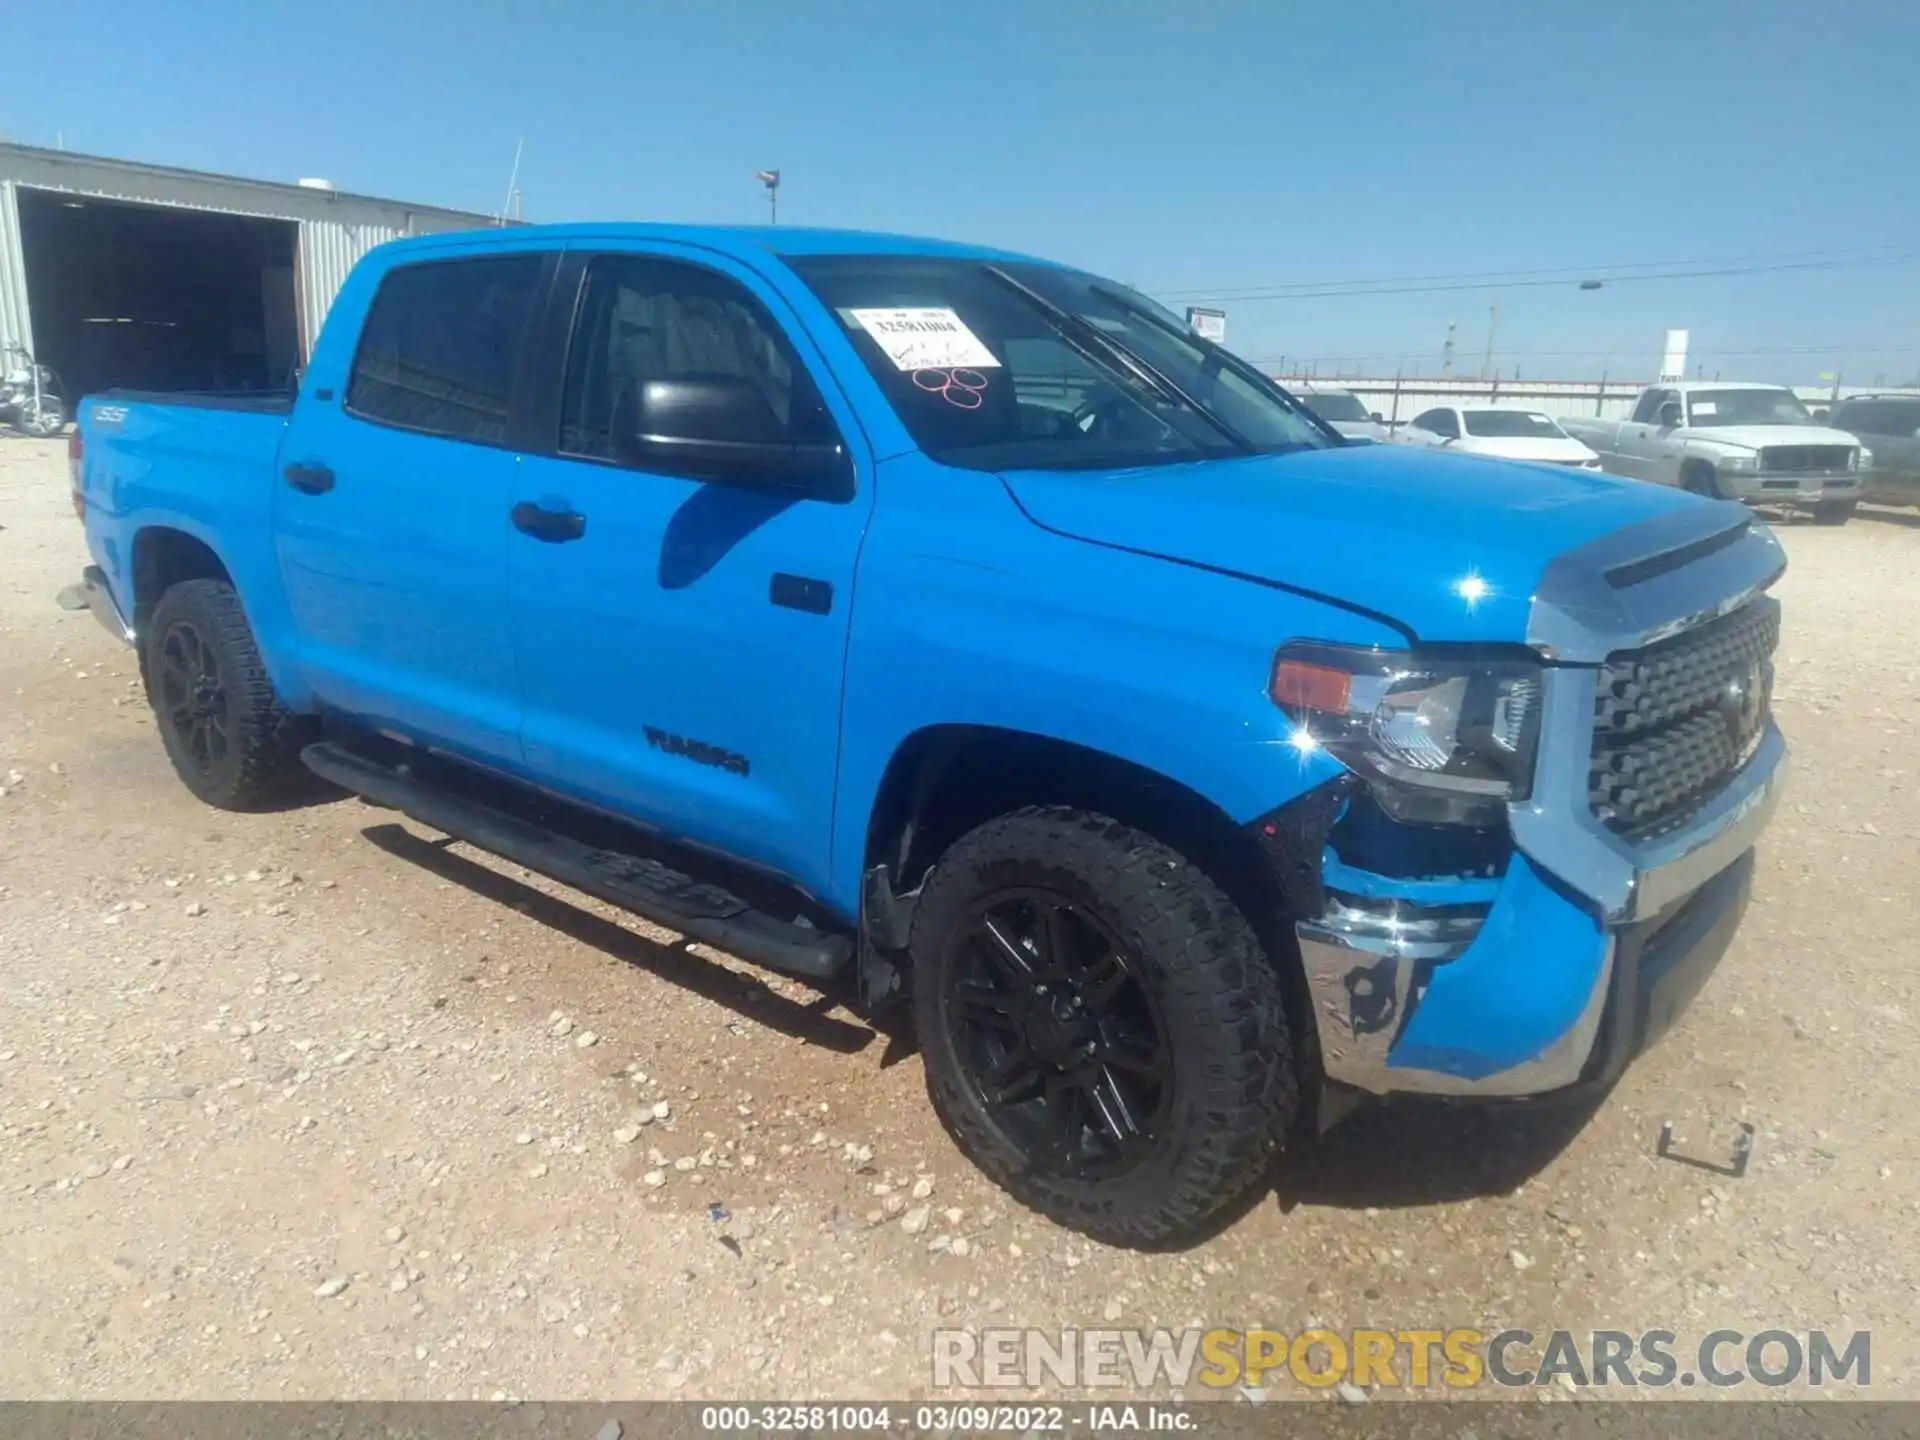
[1,434,1916,1401]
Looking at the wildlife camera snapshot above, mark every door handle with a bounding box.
[284,462,335,495]
[511,501,587,543]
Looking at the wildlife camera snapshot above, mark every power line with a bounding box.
[1154,246,1919,305]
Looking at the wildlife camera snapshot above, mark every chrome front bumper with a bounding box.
[81,565,135,647]
[1297,504,1788,1099]
[1720,471,1861,504]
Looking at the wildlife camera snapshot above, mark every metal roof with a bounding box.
[0,141,495,223]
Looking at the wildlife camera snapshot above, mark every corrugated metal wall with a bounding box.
[296,218,404,354]
[0,181,31,354]
[0,143,496,367]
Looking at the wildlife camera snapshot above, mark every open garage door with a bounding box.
[15,188,299,400]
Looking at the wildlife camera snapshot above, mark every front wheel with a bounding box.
[911,806,1296,1247]
[1813,499,1856,526]
[1680,463,1722,499]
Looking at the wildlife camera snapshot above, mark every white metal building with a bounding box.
[0,143,498,399]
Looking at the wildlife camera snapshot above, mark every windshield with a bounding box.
[1462,410,1566,439]
[1687,389,1814,427]
[1299,391,1371,423]
[787,256,1330,471]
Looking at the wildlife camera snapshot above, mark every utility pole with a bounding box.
[1480,301,1498,380]
[499,140,524,224]
[1441,322,1456,376]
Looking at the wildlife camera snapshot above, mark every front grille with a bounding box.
[1759,445,1851,473]
[1589,597,1779,841]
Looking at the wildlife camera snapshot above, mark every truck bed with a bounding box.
[77,391,294,649]
[95,388,297,415]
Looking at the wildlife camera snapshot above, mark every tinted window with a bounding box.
[1840,399,1920,435]
[559,255,836,466]
[1463,410,1565,438]
[1300,390,1370,423]
[788,255,1327,472]
[347,256,543,443]
[1413,408,1459,438]
[1631,389,1669,424]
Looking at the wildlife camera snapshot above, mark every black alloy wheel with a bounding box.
[910,806,1295,1246]
[157,619,232,775]
[143,578,310,809]
[943,889,1173,1180]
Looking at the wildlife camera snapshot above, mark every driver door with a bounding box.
[1617,388,1675,482]
[506,246,874,899]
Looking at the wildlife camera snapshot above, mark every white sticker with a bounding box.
[850,308,1001,372]
[1692,400,1717,416]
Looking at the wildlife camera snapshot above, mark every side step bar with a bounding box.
[302,742,853,982]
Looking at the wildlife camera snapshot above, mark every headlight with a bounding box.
[1718,454,1760,473]
[1269,643,1542,824]
[1856,447,1873,471]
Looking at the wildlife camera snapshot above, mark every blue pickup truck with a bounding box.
[72,224,1788,1245]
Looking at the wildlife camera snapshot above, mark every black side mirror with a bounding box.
[1369,411,1384,424]
[1658,401,1684,428]
[615,376,848,498]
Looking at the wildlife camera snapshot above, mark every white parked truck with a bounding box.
[1561,382,1867,524]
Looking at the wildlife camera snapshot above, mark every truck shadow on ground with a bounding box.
[1856,505,1920,530]
[342,822,1599,1244]
[1265,1093,1603,1213]
[359,821,875,1054]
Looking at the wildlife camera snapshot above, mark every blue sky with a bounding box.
[8,0,1916,384]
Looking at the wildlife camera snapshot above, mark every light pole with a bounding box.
[756,169,781,225]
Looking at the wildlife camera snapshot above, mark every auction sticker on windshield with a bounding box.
[851,308,1002,371]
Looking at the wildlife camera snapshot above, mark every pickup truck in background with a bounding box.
[1821,392,1920,510]
[72,224,1789,1246]
[1562,382,1867,524]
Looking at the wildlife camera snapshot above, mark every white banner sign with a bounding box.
[851,308,1001,371]
[1659,328,1689,382]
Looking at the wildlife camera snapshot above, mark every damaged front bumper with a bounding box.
[1274,504,1789,1101]
[1290,737,1779,1099]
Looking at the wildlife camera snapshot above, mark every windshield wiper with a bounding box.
[1087,282,1336,444]
[980,265,1249,451]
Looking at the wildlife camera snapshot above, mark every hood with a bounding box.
[1457,435,1598,464]
[1689,424,1860,452]
[1000,443,1703,644]
[1328,418,1392,443]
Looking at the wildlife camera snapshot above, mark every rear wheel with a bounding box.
[144,579,309,809]
[1813,499,1856,526]
[911,806,1295,1246]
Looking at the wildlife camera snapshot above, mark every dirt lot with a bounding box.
[1,433,1916,1402]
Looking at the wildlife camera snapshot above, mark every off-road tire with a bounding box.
[144,579,308,809]
[1813,499,1856,526]
[911,806,1296,1247]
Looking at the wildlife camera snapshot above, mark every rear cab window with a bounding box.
[346,256,545,444]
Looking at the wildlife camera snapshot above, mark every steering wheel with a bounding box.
[1072,387,1173,445]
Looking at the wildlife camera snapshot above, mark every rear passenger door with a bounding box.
[506,246,873,899]
[274,249,554,763]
